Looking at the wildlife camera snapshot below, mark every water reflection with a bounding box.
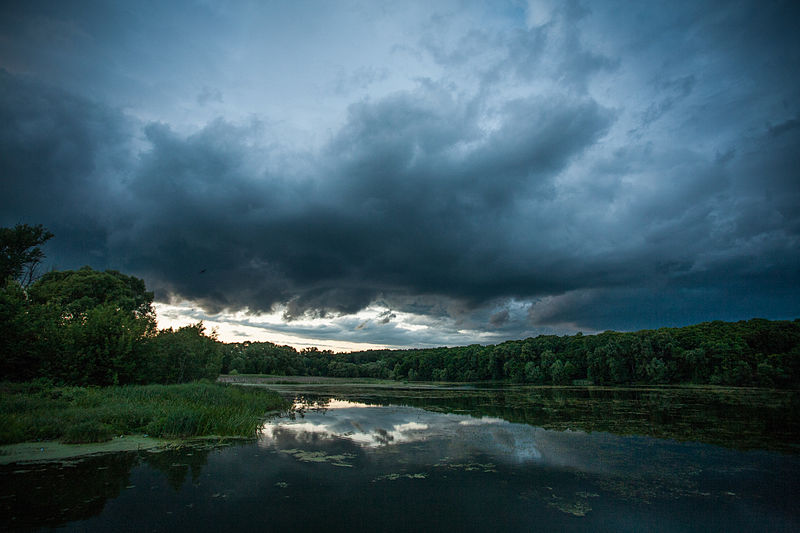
[0,445,216,529]
[266,386,800,453]
[2,388,799,532]
[259,398,691,477]
[0,452,137,529]
[261,400,547,462]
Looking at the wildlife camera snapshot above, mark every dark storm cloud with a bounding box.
[1,65,611,317]
[0,70,131,266]
[115,80,612,317]
[489,310,510,328]
[2,0,799,340]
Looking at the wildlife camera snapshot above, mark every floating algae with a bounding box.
[434,460,498,473]
[0,436,170,465]
[279,449,356,467]
[372,472,428,482]
[591,475,715,504]
[520,487,597,517]
[547,497,593,517]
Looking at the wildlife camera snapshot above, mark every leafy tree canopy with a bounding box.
[29,266,155,325]
[0,223,54,287]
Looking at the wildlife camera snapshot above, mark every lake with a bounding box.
[2,384,799,531]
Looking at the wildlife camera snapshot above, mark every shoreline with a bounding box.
[0,435,170,465]
[0,434,263,465]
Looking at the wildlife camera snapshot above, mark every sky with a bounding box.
[1,0,799,351]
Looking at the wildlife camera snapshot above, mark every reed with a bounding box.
[0,381,288,444]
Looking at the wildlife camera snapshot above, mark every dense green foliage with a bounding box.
[0,266,223,385]
[0,225,224,386]
[224,318,800,388]
[29,267,155,321]
[0,381,288,444]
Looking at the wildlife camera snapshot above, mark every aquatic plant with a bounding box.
[0,382,288,444]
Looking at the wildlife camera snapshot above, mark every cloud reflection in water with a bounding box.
[259,400,591,466]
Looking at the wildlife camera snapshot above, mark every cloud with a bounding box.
[2,0,799,347]
[0,69,134,266]
[334,66,390,95]
[489,310,510,328]
[197,86,223,106]
[376,310,397,325]
[81,75,609,323]
[768,115,800,139]
[639,75,696,128]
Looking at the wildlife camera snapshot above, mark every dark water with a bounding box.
[2,386,800,532]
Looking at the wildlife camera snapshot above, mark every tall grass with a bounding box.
[0,381,288,444]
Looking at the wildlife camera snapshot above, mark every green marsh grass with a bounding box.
[0,381,288,444]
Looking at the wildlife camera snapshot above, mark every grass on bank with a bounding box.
[0,381,289,445]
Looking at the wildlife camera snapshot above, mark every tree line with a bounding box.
[2,223,799,388]
[221,317,800,388]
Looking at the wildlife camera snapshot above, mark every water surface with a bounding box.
[2,385,799,531]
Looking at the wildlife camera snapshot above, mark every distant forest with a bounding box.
[223,318,800,388]
[2,223,799,388]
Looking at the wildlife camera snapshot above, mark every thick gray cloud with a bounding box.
[106,82,611,317]
[1,0,798,346]
[0,70,131,265]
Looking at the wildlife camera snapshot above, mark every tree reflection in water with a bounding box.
[1,445,215,529]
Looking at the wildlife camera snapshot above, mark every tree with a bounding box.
[524,361,544,383]
[0,224,60,381]
[22,267,156,384]
[644,357,669,384]
[148,323,222,383]
[29,267,156,326]
[57,302,152,385]
[0,224,54,287]
[0,279,62,381]
[549,359,566,384]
